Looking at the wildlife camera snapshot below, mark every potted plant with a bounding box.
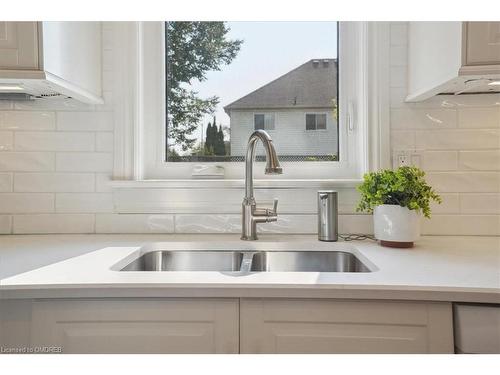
[356,166,441,248]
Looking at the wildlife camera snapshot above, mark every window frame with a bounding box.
[253,112,275,131]
[305,112,328,131]
[112,21,390,186]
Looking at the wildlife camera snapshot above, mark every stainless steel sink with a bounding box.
[251,251,371,272]
[119,250,372,273]
[120,251,244,272]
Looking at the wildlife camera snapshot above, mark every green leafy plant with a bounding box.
[356,166,441,218]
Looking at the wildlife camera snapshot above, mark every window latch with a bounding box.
[347,101,355,132]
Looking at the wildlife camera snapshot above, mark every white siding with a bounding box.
[229,109,338,157]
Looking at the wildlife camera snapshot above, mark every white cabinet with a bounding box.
[0,22,39,69]
[407,22,500,101]
[30,299,239,354]
[465,22,500,66]
[1,297,455,354]
[240,298,454,353]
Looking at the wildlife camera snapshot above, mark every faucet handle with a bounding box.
[253,198,279,217]
[272,198,278,214]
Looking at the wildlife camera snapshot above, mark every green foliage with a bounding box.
[356,166,441,218]
[203,117,227,156]
[166,147,182,161]
[215,125,226,156]
[166,22,242,151]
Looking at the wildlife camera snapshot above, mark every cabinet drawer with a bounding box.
[240,298,453,354]
[30,298,239,354]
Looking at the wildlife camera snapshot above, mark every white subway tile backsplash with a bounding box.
[0,152,54,172]
[56,193,114,213]
[0,193,54,213]
[391,108,457,129]
[0,131,13,150]
[14,98,93,111]
[0,215,12,234]
[15,132,95,151]
[422,151,458,171]
[258,215,316,234]
[430,193,460,214]
[96,132,113,152]
[391,130,415,149]
[426,172,500,193]
[57,112,113,132]
[389,66,407,88]
[95,173,113,192]
[390,23,408,46]
[96,214,174,233]
[460,194,500,214]
[338,214,374,234]
[0,173,13,192]
[448,93,500,108]
[422,215,500,236]
[102,49,114,71]
[0,101,13,110]
[56,152,113,172]
[13,214,94,234]
[175,214,240,233]
[390,87,409,108]
[14,173,95,192]
[0,111,55,131]
[458,107,500,128]
[416,129,500,150]
[390,45,407,66]
[459,151,500,171]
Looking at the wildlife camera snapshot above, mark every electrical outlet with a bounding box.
[393,150,423,169]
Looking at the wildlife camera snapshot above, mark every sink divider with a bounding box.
[240,252,255,273]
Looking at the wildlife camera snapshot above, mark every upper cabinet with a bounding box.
[465,22,500,65]
[0,22,39,70]
[407,22,500,102]
[0,21,103,104]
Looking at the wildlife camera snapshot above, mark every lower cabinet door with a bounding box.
[30,298,239,354]
[240,298,454,354]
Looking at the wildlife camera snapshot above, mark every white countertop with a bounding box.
[0,234,499,303]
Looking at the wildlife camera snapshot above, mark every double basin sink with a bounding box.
[120,250,372,273]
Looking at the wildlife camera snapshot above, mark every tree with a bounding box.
[166,22,242,152]
[204,119,217,155]
[215,125,226,156]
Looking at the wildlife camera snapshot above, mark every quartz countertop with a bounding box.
[0,234,499,303]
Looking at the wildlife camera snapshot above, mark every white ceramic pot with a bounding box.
[373,204,421,247]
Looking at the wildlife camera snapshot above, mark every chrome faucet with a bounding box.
[241,130,283,241]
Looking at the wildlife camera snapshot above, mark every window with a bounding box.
[165,21,339,163]
[127,22,389,181]
[254,113,275,131]
[306,113,327,131]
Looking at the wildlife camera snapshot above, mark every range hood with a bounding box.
[0,22,103,104]
[406,22,500,102]
[437,72,500,96]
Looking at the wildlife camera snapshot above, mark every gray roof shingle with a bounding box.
[224,59,337,114]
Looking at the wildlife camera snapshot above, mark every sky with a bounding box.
[179,21,338,150]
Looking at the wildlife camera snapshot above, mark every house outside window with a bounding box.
[306,113,327,131]
[254,113,275,131]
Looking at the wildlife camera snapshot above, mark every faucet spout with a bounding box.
[241,130,283,241]
[244,130,282,201]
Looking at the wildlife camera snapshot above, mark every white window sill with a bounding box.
[109,178,362,190]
